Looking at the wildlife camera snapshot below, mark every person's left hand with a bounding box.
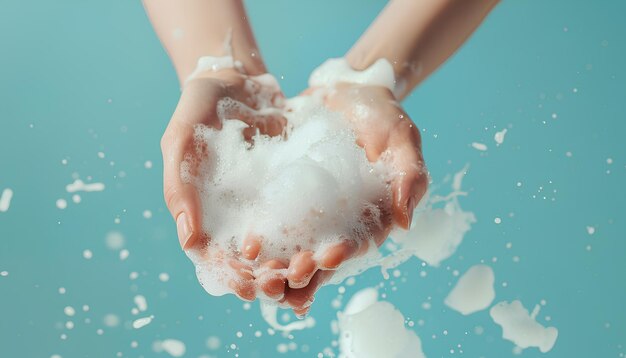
[280,83,428,316]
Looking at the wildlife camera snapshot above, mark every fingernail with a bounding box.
[176,212,192,249]
[406,197,415,230]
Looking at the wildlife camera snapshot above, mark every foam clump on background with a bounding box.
[490,300,558,353]
[444,264,495,315]
[184,66,391,297]
[338,288,426,358]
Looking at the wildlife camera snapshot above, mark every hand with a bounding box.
[281,83,428,316]
[161,68,287,301]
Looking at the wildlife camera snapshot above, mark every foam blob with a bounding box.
[444,264,495,315]
[471,142,488,151]
[309,58,397,94]
[490,300,558,353]
[0,188,13,212]
[133,315,154,329]
[185,89,391,298]
[66,179,105,193]
[494,128,508,145]
[338,288,426,358]
[154,339,186,357]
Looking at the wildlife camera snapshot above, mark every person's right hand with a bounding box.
[161,68,287,301]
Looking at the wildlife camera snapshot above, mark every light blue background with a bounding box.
[1,1,624,357]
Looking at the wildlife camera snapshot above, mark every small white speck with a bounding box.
[494,128,508,146]
[494,217,502,224]
[158,272,170,282]
[471,142,488,151]
[64,306,76,317]
[586,226,595,235]
[606,158,613,165]
[144,160,153,169]
[97,152,105,159]
[83,249,93,260]
[132,315,153,329]
[0,271,8,277]
[72,194,81,204]
[143,210,152,219]
[207,336,221,350]
[119,249,129,261]
[56,199,68,210]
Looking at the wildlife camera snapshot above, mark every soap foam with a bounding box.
[490,300,558,353]
[185,92,392,297]
[338,288,426,358]
[0,188,13,212]
[444,264,495,315]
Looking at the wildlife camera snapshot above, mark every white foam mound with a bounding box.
[185,91,391,297]
[490,300,558,353]
[444,264,495,315]
[338,288,426,358]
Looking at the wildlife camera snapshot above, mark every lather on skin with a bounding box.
[143,0,499,316]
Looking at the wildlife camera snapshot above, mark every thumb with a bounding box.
[161,123,204,250]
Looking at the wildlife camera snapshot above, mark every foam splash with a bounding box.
[444,264,495,315]
[0,188,13,212]
[338,288,426,358]
[132,315,154,329]
[153,339,186,357]
[65,179,105,193]
[490,300,558,353]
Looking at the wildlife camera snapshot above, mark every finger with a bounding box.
[388,119,428,229]
[284,270,334,313]
[286,250,318,289]
[318,239,359,270]
[293,306,310,318]
[241,234,262,260]
[258,259,287,300]
[161,122,204,250]
[228,259,256,301]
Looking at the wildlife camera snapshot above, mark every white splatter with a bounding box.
[206,336,221,350]
[444,264,495,315]
[56,199,67,210]
[0,188,14,212]
[134,295,148,312]
[132,315,154,329]
[494,128,508,146]
[471,142,488,151]
[64,306,75,317]
[154,339,186,357]
[490,300,558,353]
[66,179,105,193]
[82,249,93,260]
[105,231,125,250]
[338,288,425,358]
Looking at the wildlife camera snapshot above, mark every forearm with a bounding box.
[143,0,265,85]
[346,0,499,99]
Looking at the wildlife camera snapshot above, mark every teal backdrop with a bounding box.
[1,1,625,357]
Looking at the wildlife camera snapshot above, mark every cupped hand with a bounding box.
[281,83,428,316]
[161,68,287,301]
